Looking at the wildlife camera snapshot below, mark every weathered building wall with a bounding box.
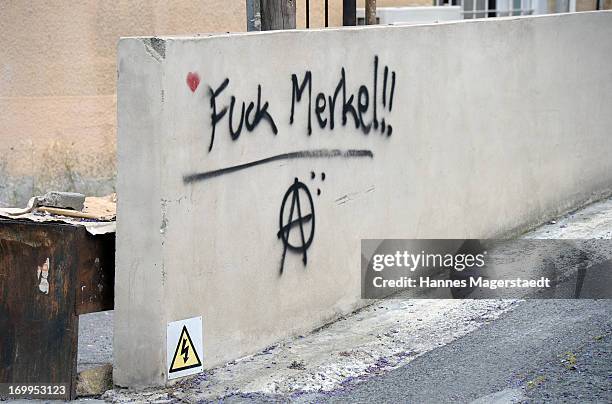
[115,12,612,387]
[0,1,247,206]
[576,0,612,10]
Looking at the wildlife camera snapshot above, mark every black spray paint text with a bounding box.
[206,56,395,152]
[208,78,278,152]
[291,56,395,137]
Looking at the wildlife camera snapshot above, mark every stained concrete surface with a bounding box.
[74,150,612,397]
[526,197,612,240]
[78,195,612,401]
[214,300,612,403]
[100,299,612,403]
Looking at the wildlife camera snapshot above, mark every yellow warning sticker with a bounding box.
[169,325,202,373]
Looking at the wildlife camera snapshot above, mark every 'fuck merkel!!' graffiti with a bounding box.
[205,56,397,152]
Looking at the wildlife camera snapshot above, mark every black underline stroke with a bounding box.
[183,149,374,183]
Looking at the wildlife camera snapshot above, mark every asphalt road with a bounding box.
[306,299,612,403]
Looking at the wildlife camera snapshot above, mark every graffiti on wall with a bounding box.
[182,55,398,274]
[183,55,396,157]
[290,56,395,137]
[208,79,279,152]
[277,178,315,274]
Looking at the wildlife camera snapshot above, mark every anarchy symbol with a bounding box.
[277,178,315,274]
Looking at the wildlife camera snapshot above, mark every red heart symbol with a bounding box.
[186,72,200,93]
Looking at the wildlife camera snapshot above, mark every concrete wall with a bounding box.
[116,12,612,387]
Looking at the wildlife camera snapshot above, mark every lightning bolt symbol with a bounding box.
[180,338,189,362]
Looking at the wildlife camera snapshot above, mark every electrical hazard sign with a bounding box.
[166,317,203,379]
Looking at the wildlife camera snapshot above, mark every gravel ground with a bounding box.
[78,311,113,372]
[303,300,612,404]
[520,326,611,403]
